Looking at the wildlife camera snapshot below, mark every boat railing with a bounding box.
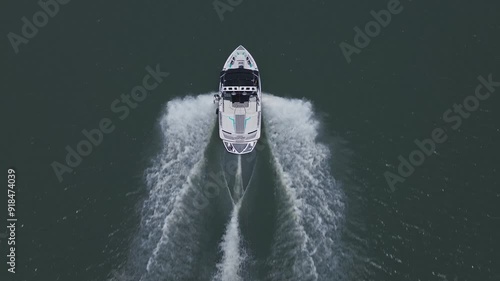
[221,86,258,92]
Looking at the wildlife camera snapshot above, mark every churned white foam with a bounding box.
[213,155,246,281]
[111,93,344,281]
[263,94,344,280]
[111,94,216,281]
[144,93,216,235]
[213,202,246,281]
[232,156,244,202]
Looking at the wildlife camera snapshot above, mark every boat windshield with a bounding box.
[222,69,258,86]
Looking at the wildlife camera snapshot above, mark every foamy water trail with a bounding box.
[263,94,344,280]
[109,94,216,281]
[232,156,243,202]
[213,202,245,281]
[213,156,246,281]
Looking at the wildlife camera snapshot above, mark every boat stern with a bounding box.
[223,141,257,154]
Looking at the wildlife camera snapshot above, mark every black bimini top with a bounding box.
[221,68,259,87]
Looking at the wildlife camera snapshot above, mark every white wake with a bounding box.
[109,94,217,281]
[213,202,246,281]
[110,93,344,281]
[213,155,246,281]
[263,94,345,281]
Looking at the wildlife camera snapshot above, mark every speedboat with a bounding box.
[213,45,262,154]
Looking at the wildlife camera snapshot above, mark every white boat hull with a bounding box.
[214,46,262,154]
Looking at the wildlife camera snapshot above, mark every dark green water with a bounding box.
[2,0,499,280]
